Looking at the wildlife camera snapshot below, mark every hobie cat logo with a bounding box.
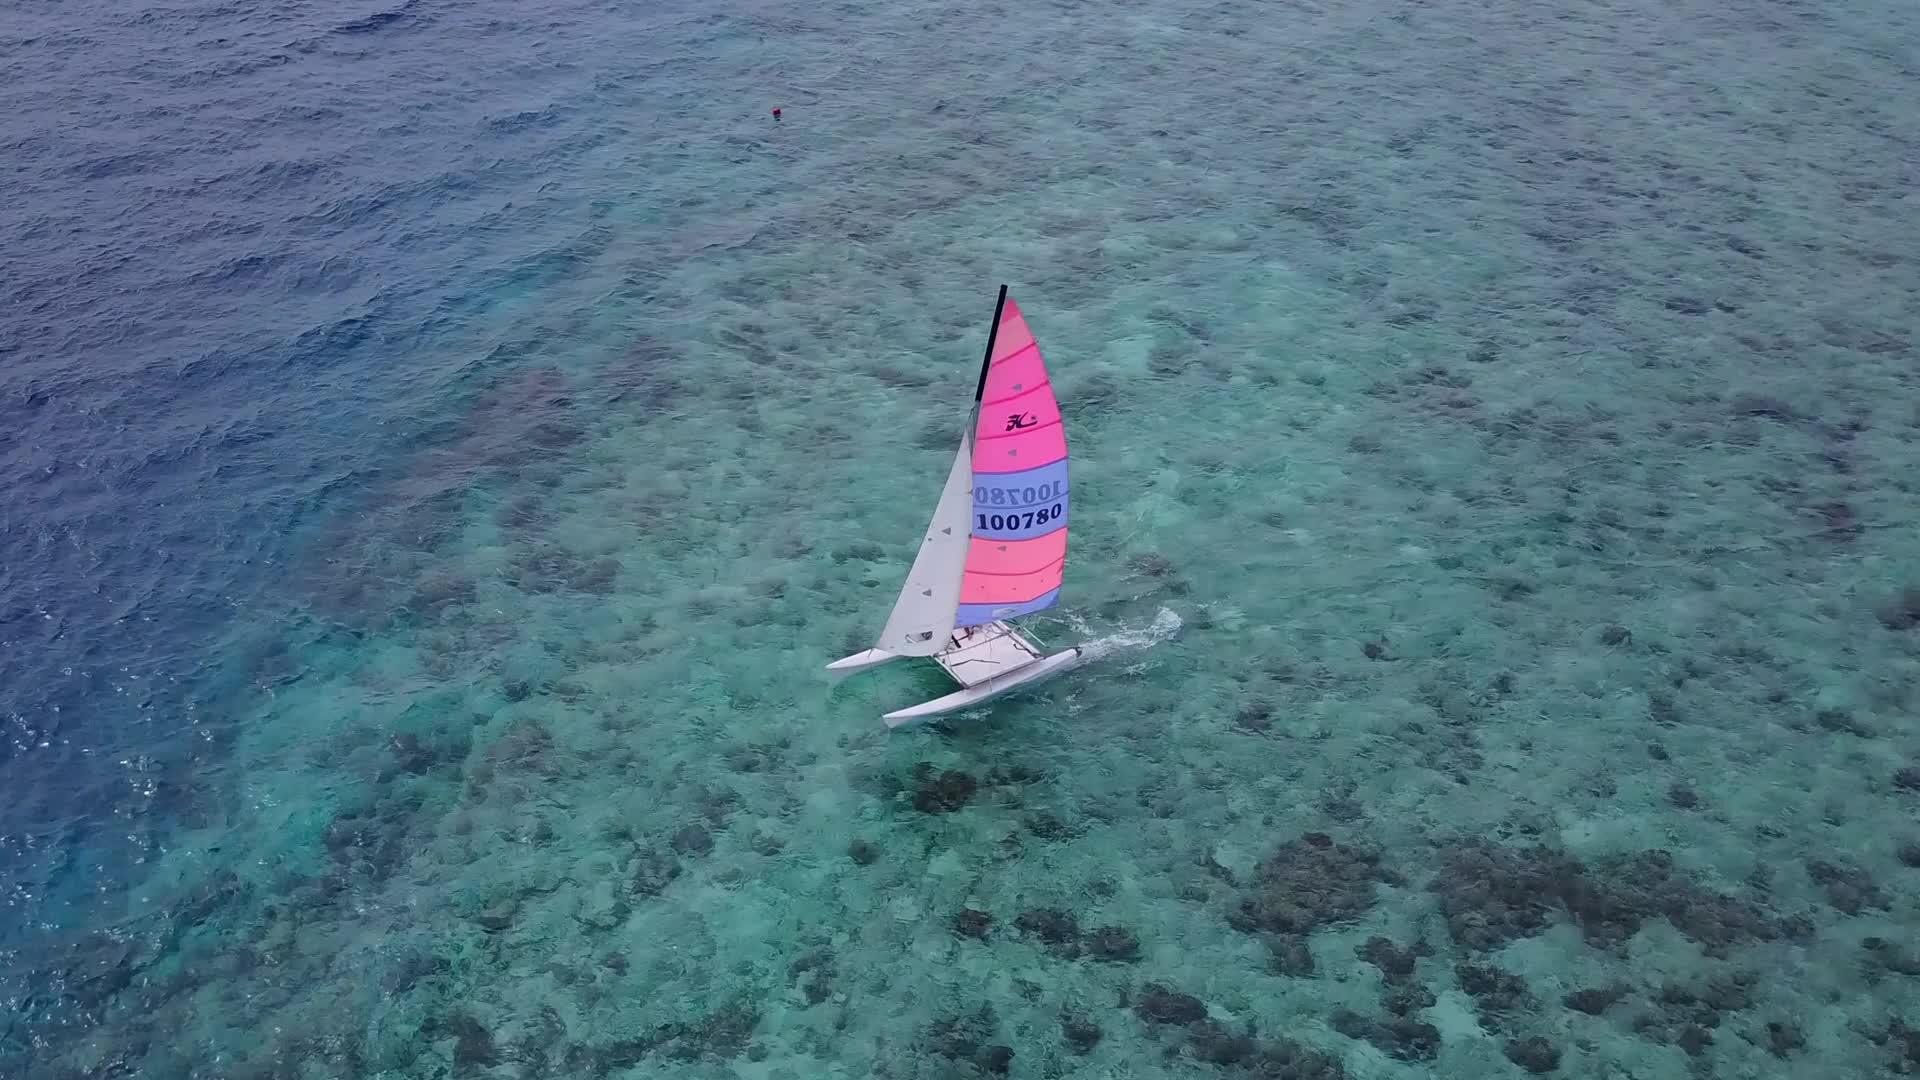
[1003,412,1037,432]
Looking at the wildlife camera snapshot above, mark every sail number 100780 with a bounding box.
[978,503,1063,533]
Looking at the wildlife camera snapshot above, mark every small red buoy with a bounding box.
[771,107,782,120]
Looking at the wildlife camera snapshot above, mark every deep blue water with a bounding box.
[1,0,649,943]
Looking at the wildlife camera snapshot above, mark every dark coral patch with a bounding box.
[1563,984,1628,1015]
[669,823,714,857]
[1061,1011,1102,1054]
[507,546,620,596]
[1432,843,1774,956]
[1763,1019,1805,1058]
[1634,976,1755,1057]
[629,848,681,897]
[601,336,684,413]
[610,1000,762,1063]
[911,766,979,813]
[951,908,994,940]
[1234,700,1275,733]
[496,493,544,530]
[1504,1036,1562,1074]
[1350,937,1439,1030]
[1430,843,1571,950]
[1878,587,1920,631]
[386,733,437,776]
[1134,984,1207,1026]
[1357,936,1429,981]
[407,571,476,617]
[1863,937,1920,980]
[324,810,412,885]
[1228,833,1398,936]
[1014,909,1082,956]
[1186,1019,1258,1064]
[1084,925,1142,962]
[1252,1039,1351,1079]
[1024,812,1078,840]
[788,947,836,1006]
[1805,858,1888,914]
[483,716,557,775]
[1816,500,1863,541]
[1572,851,1775,953]
[1729,393,1798,420]
[1380,981,1436,1018]
[1333,1009,1441,1061]
[924,1006,1012,1075]
[1457,962,1536,1032]
[423,1014,499,1070]
[1266,935,1315,976]
[1870,1019,1920,1073]
[1813,708,1872,736]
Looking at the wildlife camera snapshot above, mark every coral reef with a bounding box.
[923,1006,1015,1076]
[1228,833,1400,936]
[1337,936,1441,1059]
[912,766,979,813]
[1431,843,1777,956]
[12,5,1919,1079]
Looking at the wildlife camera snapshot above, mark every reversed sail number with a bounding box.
[974,479,1066,507]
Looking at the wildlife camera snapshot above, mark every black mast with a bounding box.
[973,284,1009,402]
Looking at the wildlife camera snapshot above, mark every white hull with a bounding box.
[882,647,1082,728]
[825,648,900,679]
[827,620,1082,729]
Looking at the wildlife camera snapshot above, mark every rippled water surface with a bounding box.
[3,0,1918,1076]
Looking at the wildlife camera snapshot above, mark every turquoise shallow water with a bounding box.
[5,0,1920,1076]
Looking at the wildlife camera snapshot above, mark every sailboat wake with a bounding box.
[1067,606,1184,664]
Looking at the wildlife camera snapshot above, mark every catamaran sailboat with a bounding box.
[828,285,1082,727]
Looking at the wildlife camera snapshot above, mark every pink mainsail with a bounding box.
[956,294,1068,627]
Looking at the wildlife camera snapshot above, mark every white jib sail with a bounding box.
[875,430,975,656]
